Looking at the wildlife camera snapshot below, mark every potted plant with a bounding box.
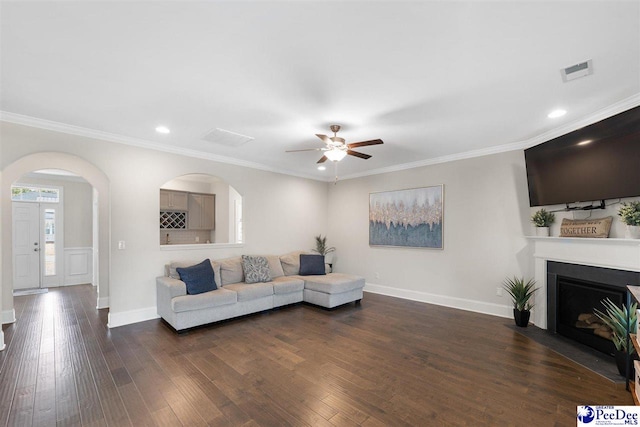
[503,276,538,327]
[618,201,640,239]
[313,235,335,266]
[594,298,638,377]
[531,208,555,237]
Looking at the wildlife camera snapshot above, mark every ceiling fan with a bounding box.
[286,125,383,163]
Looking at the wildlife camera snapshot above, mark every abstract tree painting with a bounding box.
[369,186,443,249]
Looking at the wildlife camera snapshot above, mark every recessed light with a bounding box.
[155,126,170,134]
[577,140,592,146]
[548,109,567,119]
[317,166,326,171]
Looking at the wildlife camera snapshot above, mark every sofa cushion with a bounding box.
[265,255,285,279]
[272,276,305,294]
[280,251,307,276]
[299,254,326,276]
[168,260,221,287]
[171,288,237,313]
[214,256,244,286]
[224,282,274,301]
[302,273,365,294]
[241,255,272,284]
[176,259,217,295]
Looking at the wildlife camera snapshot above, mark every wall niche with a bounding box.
[159,174,242,246]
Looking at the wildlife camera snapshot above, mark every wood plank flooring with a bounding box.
[0,285,633,426]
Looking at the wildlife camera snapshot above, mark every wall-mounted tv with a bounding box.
[525,105,640,207]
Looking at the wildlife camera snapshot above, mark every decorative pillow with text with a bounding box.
[559,217,613,238]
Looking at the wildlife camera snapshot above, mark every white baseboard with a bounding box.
[364,283,513,319]
[107,306,159,329]
[2,309,16,324]
[96,296,109,309]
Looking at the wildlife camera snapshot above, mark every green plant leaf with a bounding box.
[594,298,637,353]
[503,276,538,311]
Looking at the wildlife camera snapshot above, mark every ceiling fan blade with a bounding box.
[317,155,328,163]
[315,134,332,144]
[347,139,383,148]
[347,150,372,160]
[286,148,325,153]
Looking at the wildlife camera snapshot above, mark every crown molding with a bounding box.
[3,92,639,184]
[340,93,640,181]
[0,111,320,182]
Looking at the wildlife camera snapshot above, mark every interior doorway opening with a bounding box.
[11,170,94,293]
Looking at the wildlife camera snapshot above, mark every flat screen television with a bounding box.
[525,105,640,207]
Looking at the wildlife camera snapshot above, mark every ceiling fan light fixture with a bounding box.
[330,136,345,146]
[325,148,347,162]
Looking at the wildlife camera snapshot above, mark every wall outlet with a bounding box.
[195,236,199,242]
[374,272,380,279]
[118,241,125,250]
[496,287,503,297]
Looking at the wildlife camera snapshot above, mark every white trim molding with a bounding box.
[528,236,640,329]
[0,332,5,351]
[0,111,319,182]
[97,296,109,309]
[107,306,159,329]
[64,247,93,286]
[364,283,512,320]
[2,308,16,324]
[342,94,640,181]
[3,93,638,184]
[160,242,244,251]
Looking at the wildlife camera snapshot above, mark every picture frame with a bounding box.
[369,185,443,249]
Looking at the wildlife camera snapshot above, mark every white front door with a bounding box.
[13,202,40,289]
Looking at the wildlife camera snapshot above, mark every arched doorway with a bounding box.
[2,152,110,325]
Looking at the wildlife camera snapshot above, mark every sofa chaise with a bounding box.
[156,251,364,332]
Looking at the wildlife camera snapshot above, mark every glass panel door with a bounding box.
[41,203,62,287]
[43,208,56,276]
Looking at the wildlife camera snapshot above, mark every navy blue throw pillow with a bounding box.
[299,254,326,276]
[176,259,217,295]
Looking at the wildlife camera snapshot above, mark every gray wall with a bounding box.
[1,121,329,323]
[327,150,533,316]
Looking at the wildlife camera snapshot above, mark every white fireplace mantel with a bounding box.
[528,236,640,329]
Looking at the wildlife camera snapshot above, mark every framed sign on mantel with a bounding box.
[369,185,444,249]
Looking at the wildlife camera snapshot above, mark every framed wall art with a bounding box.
[369,185,443,249]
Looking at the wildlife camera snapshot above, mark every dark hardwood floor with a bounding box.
[0,285,632,426]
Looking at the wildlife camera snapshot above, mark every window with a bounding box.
[11,185,60,203]
[235,199,243,243]
[44,209,56,276]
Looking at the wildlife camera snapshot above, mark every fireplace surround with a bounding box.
[546,261,640,355]
[530,236,640,329]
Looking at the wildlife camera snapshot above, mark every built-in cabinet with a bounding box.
[160,190,188,211]
[159,188,215,243]
[188,193,215,230]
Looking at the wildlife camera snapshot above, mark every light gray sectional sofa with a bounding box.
[156,251,364,332]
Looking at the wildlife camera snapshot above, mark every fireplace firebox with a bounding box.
[547,261,640,356]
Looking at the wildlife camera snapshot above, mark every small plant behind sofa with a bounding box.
[313,235,335,256]
[313,235,335,270]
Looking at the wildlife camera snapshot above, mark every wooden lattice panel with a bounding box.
[160,211,187,229]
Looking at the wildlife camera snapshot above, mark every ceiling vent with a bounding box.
[561,59,593,82]
[201,128,254,147]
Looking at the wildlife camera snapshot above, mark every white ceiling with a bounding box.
[1,1,639,181]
